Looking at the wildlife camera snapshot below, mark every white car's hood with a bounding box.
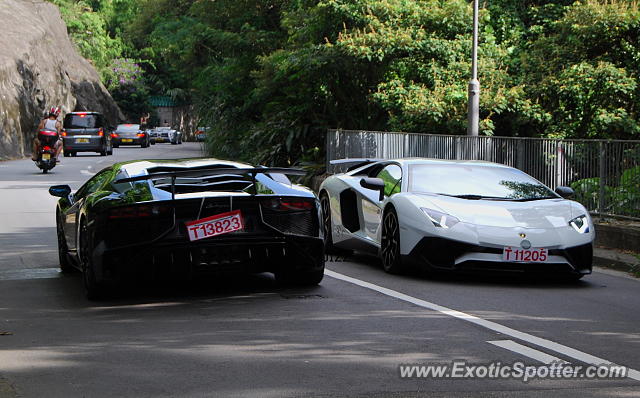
[413,193,573,229]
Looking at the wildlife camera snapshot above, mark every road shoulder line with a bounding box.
[325,268,640,382]
[488,340,569,365]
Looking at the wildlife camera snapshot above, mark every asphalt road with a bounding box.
[0,143,639,397]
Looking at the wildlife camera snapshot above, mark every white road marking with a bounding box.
[488,340,569,364]
[0,268,61,281]
[325,269,640,381]
[81,170,95,176]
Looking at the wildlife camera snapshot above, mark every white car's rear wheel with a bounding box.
[381,208,404,274]
[320,193,335,253]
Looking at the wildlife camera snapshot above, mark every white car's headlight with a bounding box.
[569,215,590,233]
[421,208,459,229]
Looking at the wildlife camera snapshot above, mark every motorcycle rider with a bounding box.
[32,107,63,162]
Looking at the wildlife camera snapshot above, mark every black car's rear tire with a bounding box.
[276,265,325,286]
[63,151,70,157]
[381,207,405,274]
[71,152,77,157]
[57,216,75,273]
[79,220,105,300]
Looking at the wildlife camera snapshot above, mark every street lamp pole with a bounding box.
[467,0,480,136]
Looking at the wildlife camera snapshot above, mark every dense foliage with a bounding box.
[51,0,640,165]
[49,0,150,120]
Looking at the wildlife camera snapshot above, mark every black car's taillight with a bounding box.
[108,204,171,219]
[260,198,318,236]
[105,204,174,247]
[261,198,315,212]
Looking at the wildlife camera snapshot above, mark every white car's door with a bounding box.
[361,164,402,243]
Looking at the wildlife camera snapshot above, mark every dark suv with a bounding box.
[62,112,113,157]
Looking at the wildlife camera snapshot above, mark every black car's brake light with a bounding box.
[261,198,314,211]
[109,204,170,219]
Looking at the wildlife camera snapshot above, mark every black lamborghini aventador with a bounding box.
[49,158,324,298]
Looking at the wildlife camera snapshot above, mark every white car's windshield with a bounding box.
[408,164,558,201]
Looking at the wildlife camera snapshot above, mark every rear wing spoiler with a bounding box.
[329,158,382,172]
[114,167,306,200]
[114,167,306,184]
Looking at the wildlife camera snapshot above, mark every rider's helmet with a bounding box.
[48,106,61,118]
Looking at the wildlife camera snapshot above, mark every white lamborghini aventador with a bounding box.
[319,158,594,279]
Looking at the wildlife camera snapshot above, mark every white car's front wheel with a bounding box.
[381,208,404,274]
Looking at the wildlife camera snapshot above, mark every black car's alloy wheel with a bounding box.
[381,208,404,274]
[275,261,325,286]
[79,220,104,300]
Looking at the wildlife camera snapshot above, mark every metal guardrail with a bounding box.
[327,129,640,220]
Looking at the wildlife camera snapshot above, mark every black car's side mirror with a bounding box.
[555,186,574,199]
[360,177,385,201]
[49,185,72,198]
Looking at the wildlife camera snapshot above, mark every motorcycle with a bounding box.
[35,130,59,174]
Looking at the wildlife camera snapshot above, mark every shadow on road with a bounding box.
[0,227,57,270]
[334,251,595,290]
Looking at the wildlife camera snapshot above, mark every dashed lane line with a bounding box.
[325,268,640,382]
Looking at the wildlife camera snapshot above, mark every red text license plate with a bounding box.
[185,210,244,241]
[503,247,548,262]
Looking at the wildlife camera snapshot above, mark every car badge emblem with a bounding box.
[519,233,526,238]
[520,240,532,249]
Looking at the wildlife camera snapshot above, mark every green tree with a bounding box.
[524,0,640,138]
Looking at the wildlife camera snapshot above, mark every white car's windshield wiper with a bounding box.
[511,196,558,202]
[435,193,510,200]
[436,193,559,201]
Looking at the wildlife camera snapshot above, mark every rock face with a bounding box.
[0,0,124,159]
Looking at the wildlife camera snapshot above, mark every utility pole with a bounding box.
[467,0,480,136]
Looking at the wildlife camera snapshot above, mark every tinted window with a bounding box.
[75,169,113,199]
[408,164,557,200]
[64,114,102,129]
[111,170,154,203]
[377,164,402,197]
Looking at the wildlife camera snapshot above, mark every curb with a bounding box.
[593,248,639,278]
